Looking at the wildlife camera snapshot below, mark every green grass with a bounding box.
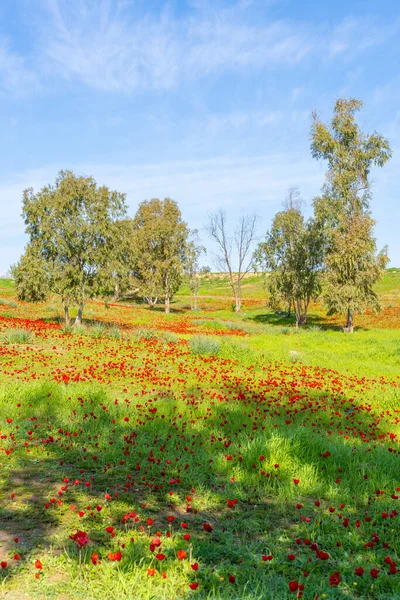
[1,328,32,344]
[0,272,400,598]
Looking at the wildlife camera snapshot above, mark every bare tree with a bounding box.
[282,186,303,212]
[205,210,258,312]
[184,230,206,310]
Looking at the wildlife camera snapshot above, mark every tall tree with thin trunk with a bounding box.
[12,170,127,325]
[205,210,258,312]
[311,98,391,331]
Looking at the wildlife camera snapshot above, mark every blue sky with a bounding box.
[1,0,399,274]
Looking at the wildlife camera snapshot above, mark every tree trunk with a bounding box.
[75,303,84,326]
[64,304,70,326]
[286,300,291,318]
[165,294,170,314]
[295,299,307,325]
[235,279,242,312]
[344,307,354,333]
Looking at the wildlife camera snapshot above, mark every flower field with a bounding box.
[1,274,400,599]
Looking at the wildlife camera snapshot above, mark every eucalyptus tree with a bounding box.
[256,190,324,325]
[12,170,127,325]
[311,98,391,331]
[131,198,189,313]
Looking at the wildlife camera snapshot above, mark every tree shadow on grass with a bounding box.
[0,378,399,598]
[250,311,371,332]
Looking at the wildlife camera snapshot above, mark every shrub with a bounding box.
[132,328,158,341]
[162,332,178,343]
[89,323,108,339]
[190,335,220,356]
[108,326,122,340]
[72,324,87,336]
[2,328,32,344]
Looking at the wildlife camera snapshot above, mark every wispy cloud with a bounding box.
[0,37,39,96]
[3,1,398,96]
[37,0,312,93]
[328,16,400,59]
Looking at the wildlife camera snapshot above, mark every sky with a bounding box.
[1,0,400,274]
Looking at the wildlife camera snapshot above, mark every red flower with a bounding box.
[147,568,156,576]
[288,581,299,592]
[189,582,199,590]
[329,571,341,587]
[106,526,114,534]
[177,550,187,560]
[228,575,236,583]
[156,553,166,561]
[370,568,380,579]
[69,530,89,548]
[91,553,100,565]
[203,523,213,532]
[14,554,20,561]
[262,555,273,561]
[167,515,175,523]
[355,567,364,576]
[293,479,300,485]
[1,562,7,569]
[34,559,43,570]
[191,562,199,571]
[107,552,122,561]
[287,554,296,561]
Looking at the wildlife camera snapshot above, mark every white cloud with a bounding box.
[37,0,312,93]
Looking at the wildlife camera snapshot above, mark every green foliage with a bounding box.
[256,189,323,325]
[132,327,158,341]
[311,98,391,330]
[107,325,122,340]
[131,198,189,313]
[12,170,127,324]
[189,335,221,356]
[89,323,108,339]
[323,214,388,324]
[2,328,32,344]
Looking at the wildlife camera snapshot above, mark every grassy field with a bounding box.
[0,272,400,599]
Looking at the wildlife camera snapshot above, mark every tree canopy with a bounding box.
[130,198,189,313]
[256,189,323,325]
[12,170,127,324]
[311,98,391,331]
